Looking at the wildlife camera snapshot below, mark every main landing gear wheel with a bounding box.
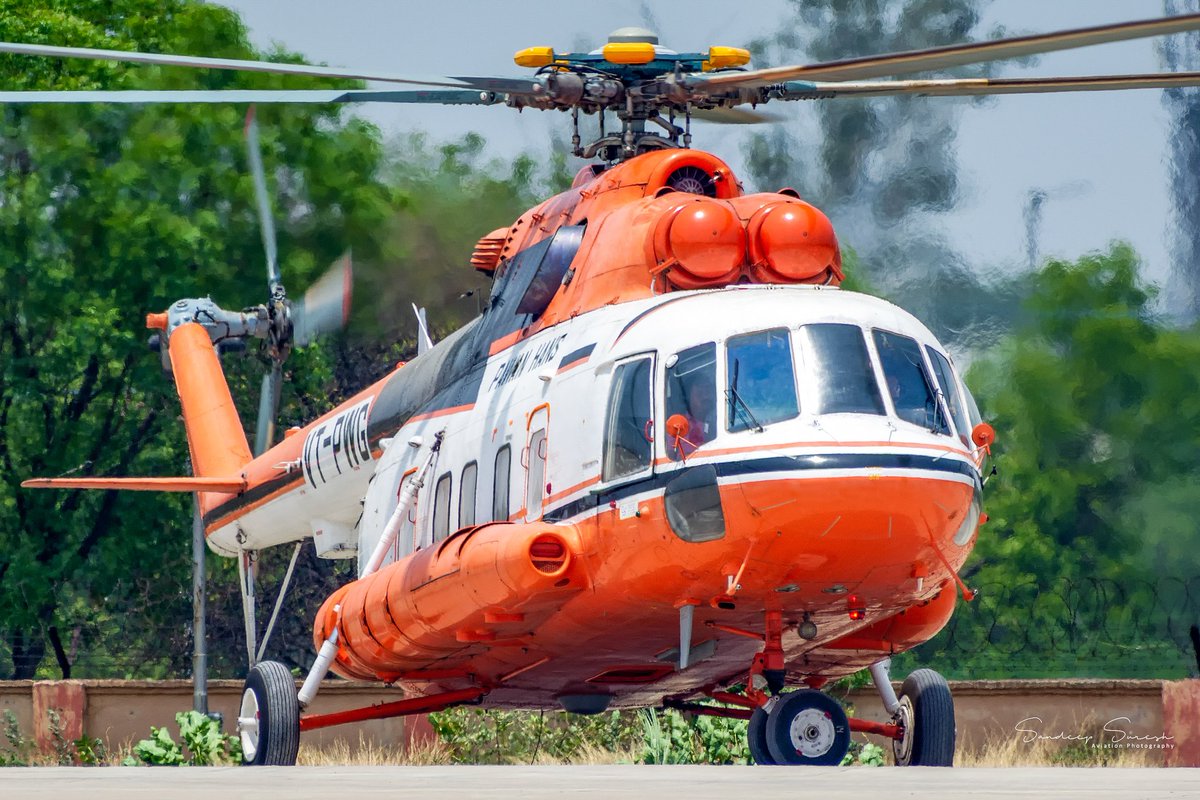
[239,660,300,766]
[892,668,955,767]
[747,704,775,765]
[763,689,850,766]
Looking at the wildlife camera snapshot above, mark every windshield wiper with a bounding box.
[727,360,764,433]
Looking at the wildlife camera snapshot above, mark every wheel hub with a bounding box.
[892,695,915,765]
[238,687,261,762]
[789,708,836,758]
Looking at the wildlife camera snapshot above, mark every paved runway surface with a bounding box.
[2,766,1197,799]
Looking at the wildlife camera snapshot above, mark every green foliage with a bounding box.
[130,711,239,766]
[0,0,394,679]
[912,244,1200,678]
[46,708,75,765]
[640,709,749,765]
[841,740,886,766]
[1,710,34,766]
[132,725,185,766]
[428,707,641,764]
[72,733,106,766]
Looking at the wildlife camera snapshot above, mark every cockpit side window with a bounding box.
[602,356,654,481]
[664,343,717,460]
[926,346,970,446]
[798,323,885,416]
[726,329,798,432]
[873,330,950,434]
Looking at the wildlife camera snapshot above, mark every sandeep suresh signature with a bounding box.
[1014,716,1175,748]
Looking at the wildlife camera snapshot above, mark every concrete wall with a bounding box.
[846,679,1178,759]
[0,679,422,755]
[1,678,1194,764]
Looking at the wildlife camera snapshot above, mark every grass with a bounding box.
[291,734,1161,767]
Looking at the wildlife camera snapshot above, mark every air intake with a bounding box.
[665,166,716,197]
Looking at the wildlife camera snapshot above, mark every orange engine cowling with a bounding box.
[313,521,585,680]
[733,195,843,286]
[648,196,747,290]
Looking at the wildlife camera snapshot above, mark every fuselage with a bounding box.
[194,148,986,706]
[207,284,984,705]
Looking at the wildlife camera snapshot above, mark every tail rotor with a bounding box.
[244,106,353,455]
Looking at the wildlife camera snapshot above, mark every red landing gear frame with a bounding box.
[298,686,487,732]
[672,610,903,743]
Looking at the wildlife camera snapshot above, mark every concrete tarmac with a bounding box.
[1,766,1197,800]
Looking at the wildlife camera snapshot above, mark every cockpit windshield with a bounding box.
[926,346,970,445]
[873,329,950,435]
[798,323,886,416]
[725,328,798,432]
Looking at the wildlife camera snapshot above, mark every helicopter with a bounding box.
[14,10,1200,767]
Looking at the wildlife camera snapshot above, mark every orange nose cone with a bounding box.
[664,200,746,288]
[750,202,842,284]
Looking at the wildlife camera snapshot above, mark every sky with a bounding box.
[219,0,1189,294]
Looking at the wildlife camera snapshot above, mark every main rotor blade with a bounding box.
[688,12,1200,90]
[0,40,539,94]
[0,88,499,104]
[254,362,283,457]
[291,252,352,348]
[690,106,780,125]
[779,72,1200,99]
[244,107,279,292]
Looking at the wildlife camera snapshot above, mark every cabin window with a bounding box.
[460,461,478,527]
[873,330,950,434]
[926,347,970,445]
[526,428,547,520]
[432,472,452,541]
[664,343,716,460]
[725,328,798,432]
[516,224,585,316]
[798,324,885,415]
[493,445,511,521]
[603,356,654,480]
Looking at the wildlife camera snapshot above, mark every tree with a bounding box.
[740,0,1025,343]
[0,0,396,678]
[913,245,1200,678]
[1162,0,1200,321]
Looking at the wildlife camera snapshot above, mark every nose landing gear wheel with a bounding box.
[238,660,300,766]
[892,668,955,767]
[764,689,850,766]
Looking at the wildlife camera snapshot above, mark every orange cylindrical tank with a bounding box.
[313,522,584,680]
[649,197,746,290]
[734,196,843,286]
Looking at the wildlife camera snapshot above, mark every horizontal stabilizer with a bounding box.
[22,476,246,493]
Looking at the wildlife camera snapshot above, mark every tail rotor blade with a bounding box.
[254,363,283,456]
[291,252,353,347]
[245,106,280,293]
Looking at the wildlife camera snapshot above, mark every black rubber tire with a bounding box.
[764,689,850,766]
[747,706,776,765]
[240,660,300,766]
[893,668,955,767]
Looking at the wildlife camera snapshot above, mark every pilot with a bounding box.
[671,379,716,458]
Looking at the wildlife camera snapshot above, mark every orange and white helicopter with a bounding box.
[14,12,1200,767]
